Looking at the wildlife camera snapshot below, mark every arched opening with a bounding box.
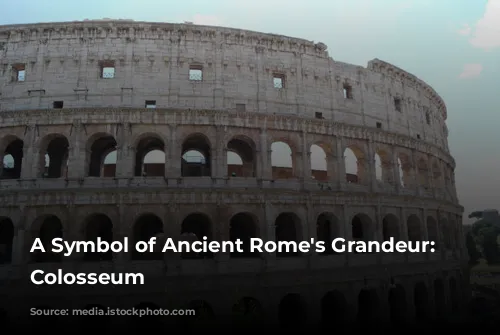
[232,297,264,330]
[83,214,113,261]
[274,212,301,257]
[181,133,211,177]
[134,135,165,177]
[310,144,328,181]
[102,150,117,177]
[356,288,380,326]
[407,215,421,242]
[131,214,163,260]
[316,212,339,254]
[271,141,294,179]
[434,278,446,319]
[0,137,23,179]
[374,153,382,181]
[79,304,110,330]
[0,218,14,264]
[227,136,256,177]
[278,294,307,332]
[181,213,212,259]
[449,277,460,315]
[351,213,373,242]
[320,290,348,331]
[32,215,63,262]
[388,284,407,325]
[426,217,439,249]
[417,158,429,189]
[382,214,399,241]
[29,305,60,330]
[229,213,259,258]
[344,147,362,183]
[414,282,429,322]
[87,134,117,177]
[129,302,162,331]
[397,154,411,188]
[182,300,216,332]
[40,135,69,178]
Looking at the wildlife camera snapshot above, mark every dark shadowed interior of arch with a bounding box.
[388,284,407,325]
[88,135,117,177]
[134,136,165,177]
[449,277,460,315]
[426,217,439,249]
[434,279,446,318]
[356,289,379,326]
[179,300,216,332]
[351,214,372,242]
[1,138,23,179]
[79,304,110,330]
[320,290,348,330]
[43,136,69,178]
[227,137,255,177]
[278,294,307,332]
[131,214,163,260]
[0,218,14,264]
[83,214,113,261]
[274,213,300,257]
[181,213,212,259]
[33,216,63,263]
[407,215,421,242]
[128,302,162,331]
[382,214,399,241]
[181,134,211,177]
[232,297,264,330]
[414,282,429,321]
[317,213,338,254]
[229,213,259,258]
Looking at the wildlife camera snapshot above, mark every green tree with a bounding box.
[468,210,500,265]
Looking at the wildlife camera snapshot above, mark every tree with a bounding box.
[466,232,481,265]
[468,210,500,265]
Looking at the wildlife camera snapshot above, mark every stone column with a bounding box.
[336,138,346,190]
[166,125,181,179]
[392,148,401,193]
[20,125,36,179]
[264,203,276,269]
[367,140,376,191]
[259,130,271,180]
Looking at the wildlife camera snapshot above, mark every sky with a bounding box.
[0,0,498,223]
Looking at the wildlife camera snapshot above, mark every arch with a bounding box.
[181,133,211,177]
[87,133,117,177]
[417,158,429,189]
[274,212,301,257]
[83,214,113,261]
[388,284,407,325]
[316,212,339,254]
[229,212,259,258]
[426,217,439,249]
[129,302,162,331]
[320,290,348,331]
[271,141,294,179]
[351,213,373,242]
[406,214,421,242]
[310,143,328,181]
[434,278,446,318]
[397,153,411,187]
[374,148,392,184]
[134,134,165,177]
[382,214,399,241]
[0,136,23,179]
[374,152,382,181]
[356,288,380,326]
[39,134,69,178]
[0,217,14,264]
[181,213,212,259]
[32,215,63,263]
[344,146,362,183]
[227,136,256,177]
[131,214,164,260]
[449,277,460,315]
[232,297,264,330]
[414,282,429,321]
[79,304,110,330]
[278,293,307,332]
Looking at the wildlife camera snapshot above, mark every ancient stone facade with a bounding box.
[0,20,465,329]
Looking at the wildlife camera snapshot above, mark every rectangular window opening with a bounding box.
[394,98,402,112]
[189,65,203,81]
[12,64,26,82]
[273,73,285,89]
[315,112,323,119]
[100,60,116,79]
[53,101,64,109]
[343,84,353,99]
[145,100,156,108]
[376,122,382,129]
[416,134,421,139]
[236,104,246,112]
[425,112,431,125]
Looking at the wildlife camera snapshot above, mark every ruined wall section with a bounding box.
[0,21,449,152]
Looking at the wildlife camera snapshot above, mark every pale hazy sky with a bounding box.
[1,0,499,222]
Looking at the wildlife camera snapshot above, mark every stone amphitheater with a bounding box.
[0,20,466,330]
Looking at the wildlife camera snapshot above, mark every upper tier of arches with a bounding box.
[0,21,449,151]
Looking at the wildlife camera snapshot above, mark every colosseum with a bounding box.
[0,20,466,331]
